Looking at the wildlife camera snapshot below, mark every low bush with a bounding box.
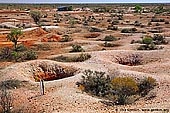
[76,70,111,96]
[0,79,22,90]
[0,47,13,61]
[103,35,117,41]
[107,25,118,30]
[138,77,157,96]
[137,43,157,50]
[0,46,38,62]
[142,37,153,45]
[152,34,168,45]
[53,53,91,62]
[15,44,28,52]
[121,28,137,33]
[77,70,157,105]
[103,42,120,47]
[59,35,73,42]
[111,77,139,105]
[89,27,103,32]
[70,45,85,52]
[115,54,142,66]
[134,21,141,26]
[111,20,119,25]
[23,50,38,60]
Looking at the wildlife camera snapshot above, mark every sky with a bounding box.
[0,0,170,3]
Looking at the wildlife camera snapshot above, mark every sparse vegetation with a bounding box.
[0,86,13,113]
[135,35,167,50]
[6,28,23,51]
[0,80,22,90]
[76,70,111,96]
[70,45,85,52]
[0,45,38,62]
[103,35,117,41]
[52,53,91,62]
[111,77,139,105]
[77,70,157,105]
[0,4,169,111]
[134,5,142,13]
[59,35,73,42]
[30,10,41,24]
[115,54,142,66]
[138,77,157,96]
[121,28,137,33]
[89,27,103,32]
[103,41,120,47]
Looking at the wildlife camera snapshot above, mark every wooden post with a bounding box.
[40,79,45,95]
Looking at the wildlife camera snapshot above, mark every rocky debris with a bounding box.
[30,61,76,81]
[16,23,32,28]
[41,35,61,42]
[0,22,17,29]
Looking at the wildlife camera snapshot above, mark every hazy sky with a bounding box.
[0,0,170,3]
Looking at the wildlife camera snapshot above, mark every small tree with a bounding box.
[7,28,22,51]
[134,5,142,13]
[0,83,13,113]
[30,10,41,24]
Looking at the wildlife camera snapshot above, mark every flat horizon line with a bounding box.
[0,2,170,4]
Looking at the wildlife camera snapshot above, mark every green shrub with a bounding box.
[76,70,157,105]
[152,34,168,45]
[103,35,117,41]
[76,70,111,96]
[121,28,137,33]
[142,37,153,45]
[70,45,85,52]
[89,27,102,32]
[29,10,41,24]
[138,77,157,96]
[15,44,27,52]
[0,46,38,62]
[6,28,23,51]
[23,50,38,60]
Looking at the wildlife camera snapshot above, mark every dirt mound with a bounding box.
[23,27,48,40]
[41,34,61,42]
[1,60,77,82]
